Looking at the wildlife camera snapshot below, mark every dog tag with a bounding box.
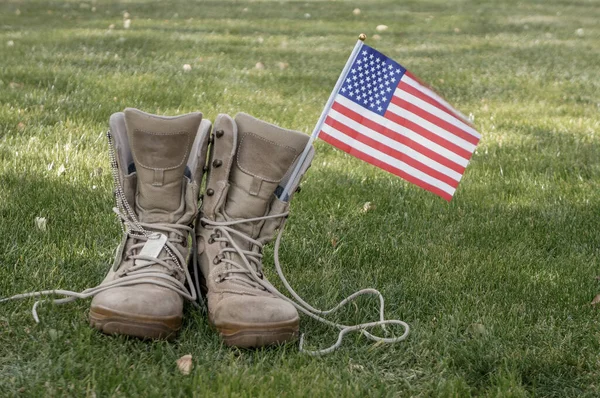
[135,233,168,266]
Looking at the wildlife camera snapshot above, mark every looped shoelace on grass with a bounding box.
[201,214,410,355]
[0,130,200,322]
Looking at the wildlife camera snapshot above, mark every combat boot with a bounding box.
[89,108,211,339]
[196,113,313,347]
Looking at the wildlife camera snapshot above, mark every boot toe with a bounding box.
[90,284,183,339]
[211,295,299,347]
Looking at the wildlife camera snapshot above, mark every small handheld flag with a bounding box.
[281,37,480,202]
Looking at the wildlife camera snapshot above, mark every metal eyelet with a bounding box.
[206,188,215,196]
[215,129,224,138]
[213,256,221,265]
[212,159,222,168]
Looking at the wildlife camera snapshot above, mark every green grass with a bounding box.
[1,0,600,396]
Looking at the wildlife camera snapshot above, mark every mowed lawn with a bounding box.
[1,0,599,396]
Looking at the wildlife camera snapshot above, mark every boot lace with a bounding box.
[0,130,199,321]
[201,214,410,356]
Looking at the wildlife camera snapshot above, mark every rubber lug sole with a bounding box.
[214,318,300,348]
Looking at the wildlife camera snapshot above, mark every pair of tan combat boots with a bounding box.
[90,108,313,347]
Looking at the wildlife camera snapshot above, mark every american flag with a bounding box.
[318,44,480,201]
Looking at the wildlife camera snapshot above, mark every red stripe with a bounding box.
[404,71,475,128]
[331,101,466,174]
[390,96,478,149]
[320,131,453,201]
[324,116,459,188]
[398,81,475,136]
[384,108,472,160]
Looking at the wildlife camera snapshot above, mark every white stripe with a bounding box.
[389,92,477,152]
[394,88,480,140]
[321,123,456,196]
[334,95,469,167]
[402,75,473,127]
[327,108,462,182]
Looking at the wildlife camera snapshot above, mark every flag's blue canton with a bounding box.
[338,45,406,116]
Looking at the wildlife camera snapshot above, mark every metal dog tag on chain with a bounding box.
[135,233,168,266]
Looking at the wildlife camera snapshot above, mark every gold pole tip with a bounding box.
[358,33,367,41]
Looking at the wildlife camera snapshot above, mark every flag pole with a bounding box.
[281,34,367,201]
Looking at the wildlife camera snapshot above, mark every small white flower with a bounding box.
[376,25,388,32]
[353,8,361,16]
[255,62,265,70]
[183,64,192,72]
[35,217,47,232]
[575,28,584,37]
[57,164,66,176]
[7,40,14,47]
[47,161,54,171]
[304,13,311,19]
[108,24,115,30]
[123,19,131,29]
[123,11,130,19]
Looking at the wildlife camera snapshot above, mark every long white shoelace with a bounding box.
[202,214,410,356]
[1,131,409,355]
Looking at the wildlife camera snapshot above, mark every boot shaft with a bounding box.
[109,109,212,226]
[202,113,313,234]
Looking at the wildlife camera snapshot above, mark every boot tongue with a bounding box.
[124,108,201,224]
[224,113,309,239]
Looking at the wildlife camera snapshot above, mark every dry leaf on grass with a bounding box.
[177,354,193,375]
[361,201,376,213]
[35,217,47,232]
[591,294,600,306]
